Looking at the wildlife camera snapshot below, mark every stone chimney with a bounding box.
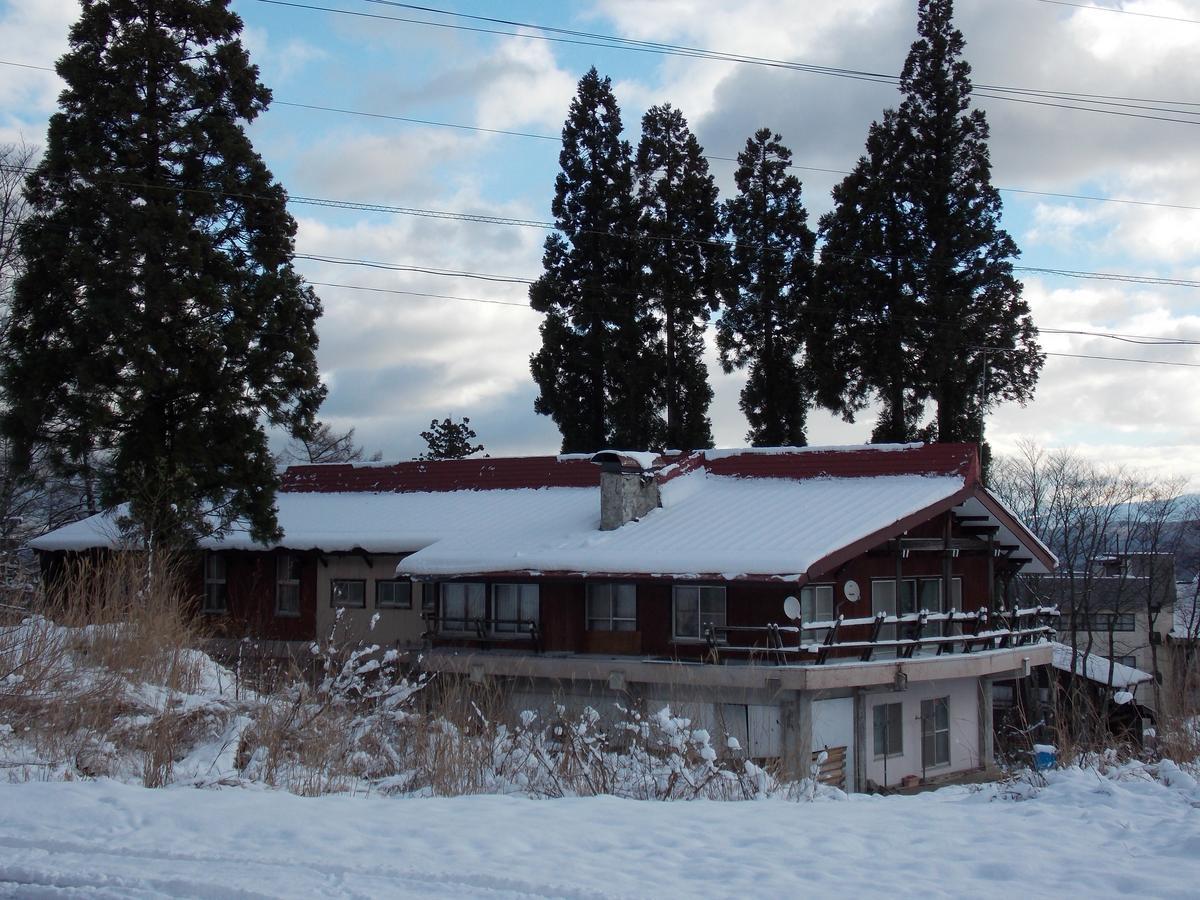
[591,452,661,531]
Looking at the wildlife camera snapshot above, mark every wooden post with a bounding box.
[779,691,813,783]
[942,515,953,639]
[986,531,996,614]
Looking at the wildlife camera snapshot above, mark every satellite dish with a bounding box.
[844,580,861,603]
[783,595,802,620]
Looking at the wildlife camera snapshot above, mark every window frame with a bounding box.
[672,584,727,642]
[376,578,413,610]
[275,553,302,618]
[873,701,904,759]
[438,582,486,633]
[202,551,227,615]
[921,697,951,769]
[800,583,835,641]
[586,582,637,632]
[329,578,367,610]
[491,583,540,636]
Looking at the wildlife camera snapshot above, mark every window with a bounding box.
[873,702,903,758]
[800,584,835,641]
[1116,654,1138,668]
[586,583,637,631]
[376,579,412,610]
[673,585,726,641]
[330,579,366,609]
[1073,613,1137,633]
[871,578,963,649]
[921,697,951,768]
[275,553,301,617]
[421,584,435,612]
[203,552,227,614]
[492,584,540,634]
[440,582,485,632]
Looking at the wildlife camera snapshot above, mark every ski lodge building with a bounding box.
[32,442,1060,792]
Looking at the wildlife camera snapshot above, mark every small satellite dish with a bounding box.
[783,595,802,620]
[844,580,861,603]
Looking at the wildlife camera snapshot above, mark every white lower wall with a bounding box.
[812,697,855,792]
[863,677,980,788]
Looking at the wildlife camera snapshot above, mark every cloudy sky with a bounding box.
[2,0,1199,481]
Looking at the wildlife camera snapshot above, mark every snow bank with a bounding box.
[1,761,1198,898]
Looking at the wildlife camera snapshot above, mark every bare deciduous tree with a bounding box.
[991,439,1187,732]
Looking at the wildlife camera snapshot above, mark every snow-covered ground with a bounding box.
[2,763,1198,898]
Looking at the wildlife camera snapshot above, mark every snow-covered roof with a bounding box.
[29,442,1054,581]
[28,488,599,555]
[401,468,967,579]
[1050,642,1153,689]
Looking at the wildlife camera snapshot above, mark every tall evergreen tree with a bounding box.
[814,111,926,442]
[635,104,725,450]
[530,68,662,453]
[2,0,325,545]
[816,0,1042,446]
[718,129,816,447]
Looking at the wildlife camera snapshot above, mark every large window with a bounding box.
[586,583,637,631]
[439,582,486,632]
[330,579,366,609]
[275,553,301,617]
[921,697,951,768]
[800,584,835,641]
[873,702,903,758]
[203,552,227,614]
[376,579,412,610]
[492,584,540,634]
[673,585,726,641]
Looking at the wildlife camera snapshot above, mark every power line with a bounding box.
[1039,327,1200,346]
[362,1,1200,109]
[8,161,1200,292]
[7,59,1200,214]
[0,59,53,72]
[255,0,1200,125]
[294,254,533,283]
[983,347,1200,368]
[306,280,533,308]
[1033,0,1200,26]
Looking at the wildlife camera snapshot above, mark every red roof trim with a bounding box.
[700,443,979,482]
[280,456,599,494]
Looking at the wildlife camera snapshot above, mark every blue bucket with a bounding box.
[1033,744,1056,770]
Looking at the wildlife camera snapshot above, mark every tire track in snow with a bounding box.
[0,836,621,899]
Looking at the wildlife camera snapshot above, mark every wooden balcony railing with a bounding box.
[703,606,1059,666]
[422,614,542,653]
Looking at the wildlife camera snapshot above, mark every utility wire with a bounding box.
[361,1,1200,110]
[7,60,1199,214]
[305,280,533,308]
[263,0,1200,125]
[981,347,1200,368]
[1033,0,1200,26]
[6,161,1200,291]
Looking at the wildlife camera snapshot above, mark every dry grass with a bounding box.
[0,552,208,785]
